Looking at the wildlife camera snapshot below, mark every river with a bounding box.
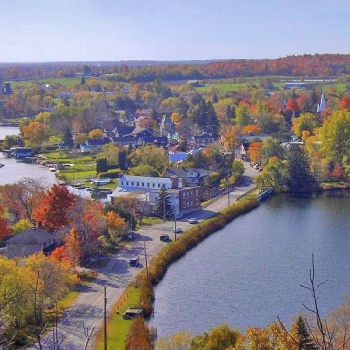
[0,126,57,186]
[149,191,350,336]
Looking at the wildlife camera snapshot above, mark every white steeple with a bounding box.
[317,93,326,112]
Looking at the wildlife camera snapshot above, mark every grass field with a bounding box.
[95,284,141,350]
[11,77,94,90]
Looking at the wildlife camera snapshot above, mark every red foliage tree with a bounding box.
[33,184,75,232]
[285,98,300,113]
[340,96,350,111]
[0,205,12,241]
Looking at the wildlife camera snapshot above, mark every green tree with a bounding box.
[129,164,159,177]
[287,147,317,192]
[316,110,350,162]
[63,125,74,147]
[292,316,318,350]
[96,158,108,173]
[236,102,250,127]
[128,144,168,175]
[292,113,318,138]
[155,187,173,220]
[97,143,119,166]
[190,323,240,350]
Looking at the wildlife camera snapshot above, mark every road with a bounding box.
[33,162,258,350]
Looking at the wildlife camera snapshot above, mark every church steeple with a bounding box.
[317,92,326,112]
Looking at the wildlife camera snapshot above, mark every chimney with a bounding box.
[170,175,179,189]
[36,221,43,229]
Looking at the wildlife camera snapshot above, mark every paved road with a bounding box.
[33,162,258,350]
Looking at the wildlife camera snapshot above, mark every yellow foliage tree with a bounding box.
[22,121,50,147]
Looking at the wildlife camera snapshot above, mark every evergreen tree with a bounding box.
[118,149,128,170]
[80,76,86,85]
[212,93,218,103]
[206,101,219,137]
[63,125,74,147]
[287,147,317,192]
[155,187,173,220]
[293,316,318,350]
[96,158,108,173]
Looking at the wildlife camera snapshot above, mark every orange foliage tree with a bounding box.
[64,228,83,268]
[340,96,350,111]
[242,125,261,134]
[220,125,241,155]
[33,184,75,232]
[249,142,264,164]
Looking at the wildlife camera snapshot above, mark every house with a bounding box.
[189,134,215,149]
[163,167,208,187]
[6,224,57,258]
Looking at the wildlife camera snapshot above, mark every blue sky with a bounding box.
[1,0,350,62]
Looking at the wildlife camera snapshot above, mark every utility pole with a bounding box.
[144,238,149,278]
[174,206,177,241]
[227,170,230,207]
[104,286,107,350]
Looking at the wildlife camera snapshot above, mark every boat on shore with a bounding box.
[90,177,111,186]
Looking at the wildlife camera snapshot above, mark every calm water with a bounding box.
[0,126,57,186]
[149,192,350,336]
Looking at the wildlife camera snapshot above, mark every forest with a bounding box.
[2,54,350,82]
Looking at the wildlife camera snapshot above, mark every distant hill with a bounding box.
[0,54,349,82]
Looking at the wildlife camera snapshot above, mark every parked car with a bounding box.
[129,257,139,267]
[188,218,198,224]
[173,227,183,233]
[160,234,170,242]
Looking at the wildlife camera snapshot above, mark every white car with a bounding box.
[188,218,198,224]
[173,227,183,233]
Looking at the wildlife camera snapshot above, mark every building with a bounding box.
[163,167,208,187]
[317,93,326,112]
[110,174,201,216]
[6,224,57,258]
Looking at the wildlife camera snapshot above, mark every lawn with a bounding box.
[95,284,141,350]
[11,77,94,90]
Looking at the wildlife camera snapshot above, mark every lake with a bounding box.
[149,191,350,336]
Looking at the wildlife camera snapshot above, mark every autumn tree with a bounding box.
[220,125,241,156]
[66,200,104,258]
[125,317,153,350]
[96,142,119,166]
[156,330,192,350]
[0,206,11,241]
[292,113,318,138]
[0,178,47,221]
[105,210,128,243]
[88,128,103,139]
[339,95,350,111]
[248,142,263,164]
[190,323,240,350]
[316,110,350,162]
[33,184,75,232]
[64,228,83,268]
[22,121,50,147]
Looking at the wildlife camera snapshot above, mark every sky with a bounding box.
[1,0,350,63]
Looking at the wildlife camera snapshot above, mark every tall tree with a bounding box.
[33,184,75,232]
[22,121,50,147]
[292,316,318,350]
[155,187,173,220]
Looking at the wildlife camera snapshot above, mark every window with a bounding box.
[137,182,139,186]
[142,182,144,186]
[153,183,155,188]
[158,184,160,188]
[196,189,198,196]
[121,181,124,186]
[126,182,129,186]
[132,182,134,186]
[147,183,149,187]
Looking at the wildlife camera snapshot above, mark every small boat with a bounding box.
[90,177,111,185]
[0,163,4,168]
